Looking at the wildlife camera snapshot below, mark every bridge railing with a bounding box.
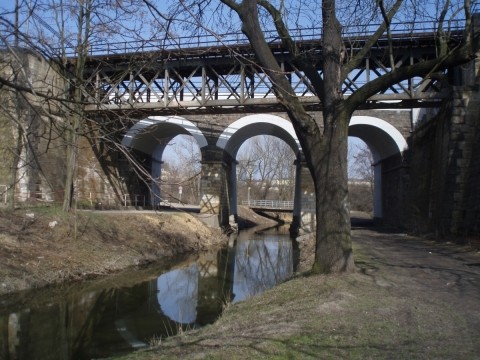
[59,19,466,57]
[242,200,294,210]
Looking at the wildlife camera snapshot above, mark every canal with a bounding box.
[0,226,297,359]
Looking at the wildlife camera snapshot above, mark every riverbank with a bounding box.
[0,206,226,296]
[112,229,480,360]
[2,206,480,359]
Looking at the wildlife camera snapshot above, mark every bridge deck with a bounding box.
[76,21,467,115]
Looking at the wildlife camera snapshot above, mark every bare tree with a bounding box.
[1,0,477,273]
[167,135,202,204]
[348,140,374,183]
[237,135,295,201]
[167,0,476,273]
[0,0,155,210]
[348,139,374,212]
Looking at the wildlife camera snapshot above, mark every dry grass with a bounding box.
[0,206,224,295]
[2,206,479,360]
[113,230,480,360]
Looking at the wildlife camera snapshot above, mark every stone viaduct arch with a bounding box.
[216,114,301,157]
[215,114,302,228]
[348,116,408,222]
[122,116,207,206]
[120,111,409,230]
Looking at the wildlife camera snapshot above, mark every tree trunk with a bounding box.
[226,0,355,273]
[311,111,355,273]
[9,125,23,208]
[62,0,91,212]
[62,116,78,211]
[308,0,354,273]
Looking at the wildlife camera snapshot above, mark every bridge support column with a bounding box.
[198,146,231,228]
[290,158,316,236]
[150,145,164,207]
[229,161,238,222]
[373,162,383,222]
[290,160,302,235]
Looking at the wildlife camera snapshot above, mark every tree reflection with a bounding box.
[233,234,293,303]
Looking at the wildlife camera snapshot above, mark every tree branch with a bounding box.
[378,0,395,69]
[346,43,475,112]
[342,0,403,78]
[257,0,325,100]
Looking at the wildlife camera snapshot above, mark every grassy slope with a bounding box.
[114,231,480,360]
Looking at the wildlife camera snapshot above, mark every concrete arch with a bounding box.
[349,115,408,162]
[216,114,301,227]
[348,115,408,220]
[121,116,207,207]
[216,114,301,157]
[122,115,208,156]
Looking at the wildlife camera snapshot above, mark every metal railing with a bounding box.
[78,193,146,208]
[242,200,294,210]
[58,19,466,57]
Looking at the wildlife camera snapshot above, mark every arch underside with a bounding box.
[122,114,407,162]
[216,114,301,158]
[120,113,408,223]
[122,116,208,156]
[349,116,408,162]
[348,116,408,220]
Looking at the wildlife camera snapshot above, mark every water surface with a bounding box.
[0,226,294,359]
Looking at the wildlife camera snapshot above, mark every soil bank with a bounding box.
[0,207,226,296]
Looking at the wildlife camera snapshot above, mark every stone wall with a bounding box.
[180,109,412,146]
[0,49,127,208]
[198,146,230,227]
[354,109,412,139]
[380,153,409,228]
[0,48,67,205]
[404,56,480,237]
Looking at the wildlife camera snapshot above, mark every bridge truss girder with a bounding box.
[81,37,456,115]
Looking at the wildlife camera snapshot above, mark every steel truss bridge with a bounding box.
[76,20,467,116]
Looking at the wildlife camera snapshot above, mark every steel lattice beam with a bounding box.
[79,32,463,115]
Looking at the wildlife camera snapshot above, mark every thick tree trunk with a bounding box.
[308,0,354,273]
[229,0,355,273]
[62,0,91,212]
[311,111,355,273]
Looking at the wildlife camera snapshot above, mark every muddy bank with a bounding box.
[236,205,280,229]
[0,207,225,296]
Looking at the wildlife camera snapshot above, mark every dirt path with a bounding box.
[354,229,480,328]
[116,228,480,360]
[354,229,480,299]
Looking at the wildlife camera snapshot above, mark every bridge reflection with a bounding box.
[0,227,294,359]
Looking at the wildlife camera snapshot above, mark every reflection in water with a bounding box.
[0,227,294,360]
[157,264,198,324]
[233,235,292,303]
